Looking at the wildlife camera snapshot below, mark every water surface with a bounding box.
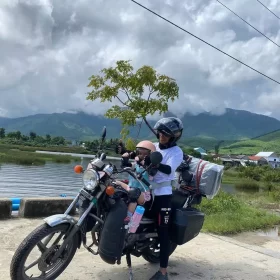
[0,158,124,198]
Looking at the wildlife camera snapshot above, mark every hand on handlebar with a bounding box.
[121,156,132,168]
[143,155,151,167]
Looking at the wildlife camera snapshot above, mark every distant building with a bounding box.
[220,155,248,167]
[255,152,280,168]
[247,156,268,166]
[194,147,207,156]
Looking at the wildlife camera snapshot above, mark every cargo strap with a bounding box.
[196,160,208,194]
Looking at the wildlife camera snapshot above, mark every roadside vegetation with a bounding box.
[199,165,280,234]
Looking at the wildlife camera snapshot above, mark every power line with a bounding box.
[131,0,280,86]
[256,0,280,21]
[216,0,280,48]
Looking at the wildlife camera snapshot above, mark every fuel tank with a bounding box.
[98,199,127,264]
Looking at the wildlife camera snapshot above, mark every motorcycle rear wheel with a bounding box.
[10,223,79,280]
[142,240,177,264]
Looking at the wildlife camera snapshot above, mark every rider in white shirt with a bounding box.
[118,117,184,280]
[148,117,184,280]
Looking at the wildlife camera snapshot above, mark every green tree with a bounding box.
[21,135,29,141]
[46,134,51,143]
[30,131,37,140]
[15,131,22,140]
[0,128,5,138]
[51,136,66,146]
[125,137,136,151]
[87,60,179,138]
[7,132,18,139]
[214,140,224,155]
[34,135,45,144]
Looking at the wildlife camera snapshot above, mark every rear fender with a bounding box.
[44,214,83,248]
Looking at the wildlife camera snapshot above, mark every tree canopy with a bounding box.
[87,60,179,138]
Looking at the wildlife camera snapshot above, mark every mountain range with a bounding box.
[0,108,280,145]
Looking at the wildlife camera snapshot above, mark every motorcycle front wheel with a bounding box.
[141,240,177,264]
[10,223,79,280]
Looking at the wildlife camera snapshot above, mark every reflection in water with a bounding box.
[0,159,124,198]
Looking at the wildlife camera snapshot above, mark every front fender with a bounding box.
[44,214,77,227]
[44,214,83,248]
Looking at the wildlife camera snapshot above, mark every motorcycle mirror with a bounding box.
[101,126,106,141]
[100,153,106,161]
[150,151,162,165]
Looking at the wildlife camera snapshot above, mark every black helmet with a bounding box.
[154,117,183,147]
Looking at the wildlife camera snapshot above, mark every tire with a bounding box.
[142,240,177,264]
[10,223,79,280]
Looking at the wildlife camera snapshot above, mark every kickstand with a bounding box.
[126,252,133,280]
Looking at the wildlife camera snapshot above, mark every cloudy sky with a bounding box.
[1,0,280,120]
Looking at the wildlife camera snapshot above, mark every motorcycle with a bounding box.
[10,127,205,280]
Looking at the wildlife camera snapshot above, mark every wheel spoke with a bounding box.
[24,259,39,272]
[43,232,56,247]
[37,241,47,253]
[11,224,78,280]
[52,232,65,246]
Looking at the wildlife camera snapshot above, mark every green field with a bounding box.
[179,129,280,155]
[0,144,86,165]
[180,136,236,151]
[217,130,280,155]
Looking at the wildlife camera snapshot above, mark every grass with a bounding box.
[0,143,119,165]
[0,142,90,154]
[222,168,280,187]
[198,166,280,234]
[198,191,280,234]
[235,180,260,191]
[0,152,46,165]
[0,144,79,165]
[235,189,280,209]
[222,170,247,184]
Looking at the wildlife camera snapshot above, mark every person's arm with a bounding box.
[157,163,171,174]
[143,156,172,174]
[165,148,184,175]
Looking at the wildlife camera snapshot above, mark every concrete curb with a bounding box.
[0,199,12,219]
[18,197,76,218]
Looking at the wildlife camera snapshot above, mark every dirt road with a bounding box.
[0,217,279,280]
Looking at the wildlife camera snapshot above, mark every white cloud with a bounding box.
[0,0,280,120]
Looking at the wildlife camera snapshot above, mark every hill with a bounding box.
[0,109,280,147]
[180,108,280,140]
[252,129,280,142]
[219,130,280,155]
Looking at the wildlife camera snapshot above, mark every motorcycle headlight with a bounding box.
[83,169,99,191]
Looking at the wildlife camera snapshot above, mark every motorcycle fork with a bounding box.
[51,200,96,262]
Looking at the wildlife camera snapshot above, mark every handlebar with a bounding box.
[112,167,151,188]
[114,167,136,178]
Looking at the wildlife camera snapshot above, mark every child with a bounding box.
[118,140,156,223]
